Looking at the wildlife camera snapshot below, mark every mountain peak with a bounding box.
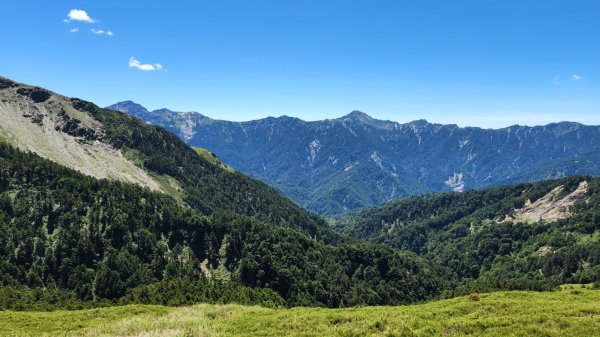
[107,101,149,115]
[408,119,430,126]
[340,111,376,124]
[345,110,371,119]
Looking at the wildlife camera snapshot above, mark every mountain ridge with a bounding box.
[2,76,599,310]
[107,100,588,129]
[108,100,600,215]
[0,78,161,191]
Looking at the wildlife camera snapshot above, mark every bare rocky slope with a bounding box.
[0,77,160,190]
[501,180,588,223]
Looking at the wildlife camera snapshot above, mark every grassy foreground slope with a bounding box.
[2,288,599,337]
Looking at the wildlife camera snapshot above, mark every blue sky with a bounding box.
[1,1,598,127]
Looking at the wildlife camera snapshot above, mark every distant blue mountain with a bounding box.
[108,101,600,215]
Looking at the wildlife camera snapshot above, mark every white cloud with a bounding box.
[91,29,113,36]
[552,75,560,86]
[129,57,164,71]
[69,28,79,33]
[64,9,95,23]
[572,74,583,81]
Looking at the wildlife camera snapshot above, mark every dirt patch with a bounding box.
[501,181,588,223]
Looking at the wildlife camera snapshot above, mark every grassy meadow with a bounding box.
[1,287,599,337]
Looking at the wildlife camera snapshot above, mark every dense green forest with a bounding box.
[333,176,600,294]
[0,141,443,310]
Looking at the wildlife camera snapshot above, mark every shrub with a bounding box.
[466,293,480,302]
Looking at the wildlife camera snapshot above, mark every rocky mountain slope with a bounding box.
[108,101,600,215]
[0,79,159,190]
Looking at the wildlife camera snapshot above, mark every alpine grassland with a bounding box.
[2,287,599,337]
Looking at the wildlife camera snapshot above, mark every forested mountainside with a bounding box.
[108,101,600,215]
[333,176,600,293]
[0,135,443,309]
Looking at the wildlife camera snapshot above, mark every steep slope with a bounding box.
[0,76,330,240]
[333,176,600,292]
[0,80,159,190]
[108,101,600,215]
[0,140,443,308]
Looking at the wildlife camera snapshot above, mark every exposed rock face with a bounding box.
[502,181,588,223]
[55,108,103,142]
[0,77,160,191]
[108,101,209,141]
[16,87,51,103]
[0,78,17,90]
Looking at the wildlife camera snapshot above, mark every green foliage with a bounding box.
[0,141,443,309]
[118,279,285,308]
[0,287,108,311]
[192,147,234,172]
[335,176,600,292]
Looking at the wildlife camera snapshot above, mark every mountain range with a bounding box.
[1,76,600,310]
[108,101,600,215]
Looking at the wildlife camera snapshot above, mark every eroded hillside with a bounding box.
[0,77,160,190]
[501,180,588,223]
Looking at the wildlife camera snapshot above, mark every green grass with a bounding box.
[150,172,186,203]
[2,289,600,336]
[192,147,235,172]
